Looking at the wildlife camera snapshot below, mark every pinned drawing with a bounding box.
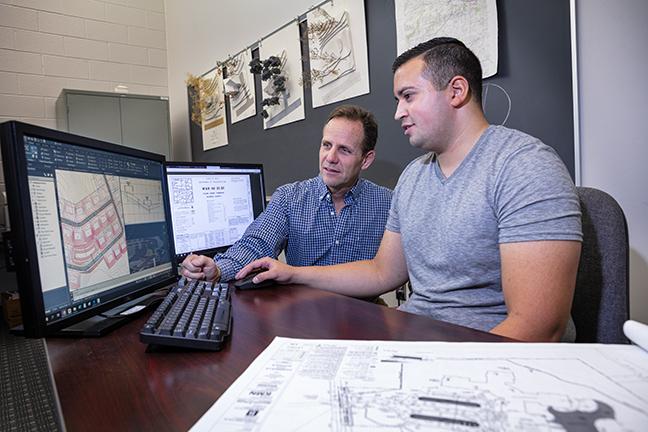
[395,0,498,78]
[199,68,228,150]
[258,22,305,129]
[224,49,256,124]
[306,0,369,108]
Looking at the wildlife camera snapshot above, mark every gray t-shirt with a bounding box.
[387,125,582,334]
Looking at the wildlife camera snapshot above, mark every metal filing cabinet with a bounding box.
[56,89,171,158]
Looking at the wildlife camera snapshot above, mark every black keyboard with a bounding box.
[139,277,232,351]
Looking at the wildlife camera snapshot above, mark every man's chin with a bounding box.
[408,136,425,149]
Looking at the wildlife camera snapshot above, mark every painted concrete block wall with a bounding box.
[0,0,168,230]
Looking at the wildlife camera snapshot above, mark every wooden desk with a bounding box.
[47,285,509,431]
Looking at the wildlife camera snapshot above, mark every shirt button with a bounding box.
[335,240,339,245]
[330,211,334,216]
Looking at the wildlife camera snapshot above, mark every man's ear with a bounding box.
[361,150,376,170]
[448,76,470,107]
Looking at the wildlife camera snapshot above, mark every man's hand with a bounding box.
[180,254,220,281]
[236,257,296,284]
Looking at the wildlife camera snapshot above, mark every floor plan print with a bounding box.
[191,338,648,432]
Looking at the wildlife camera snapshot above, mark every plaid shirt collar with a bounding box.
[316,175,364,204]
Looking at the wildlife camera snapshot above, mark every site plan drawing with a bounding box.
[191,337,648,432]
[55,171,165,296]
[56,170,129,292]
[395,0,498,78]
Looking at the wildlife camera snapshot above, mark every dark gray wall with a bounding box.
[189,0,574,194]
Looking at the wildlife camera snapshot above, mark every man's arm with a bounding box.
[492,240,581,342]
[237,230,409,298]
[213,190,290,280]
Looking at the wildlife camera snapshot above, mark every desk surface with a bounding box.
[47,285,509,431]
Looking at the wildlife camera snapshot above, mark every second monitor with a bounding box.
[165,162,266,260]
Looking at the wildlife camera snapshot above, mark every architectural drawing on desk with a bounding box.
[394,0,499,78]
[259,22,304,130]
[307,0,369,108]
[55,170,129,293]
[225,49,256,124]
[200,67,228,150]
[190,338,648,432]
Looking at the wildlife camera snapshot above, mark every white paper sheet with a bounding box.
[226,49,256,124]
[258,22,305,130]
[201,67,228,150]
[191,337,648,431]
[306,0,370,108]
[395,0,498,78]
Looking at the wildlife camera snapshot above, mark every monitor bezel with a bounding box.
[0,121,178,338]
[164,161,267,260]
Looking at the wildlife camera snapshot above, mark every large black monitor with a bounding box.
[165,162,266,260]
[0,121,177,338]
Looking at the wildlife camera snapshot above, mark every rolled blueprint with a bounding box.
[623,320,648,352]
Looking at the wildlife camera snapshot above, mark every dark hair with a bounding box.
[326,104,378,154]
[392,37,483,105]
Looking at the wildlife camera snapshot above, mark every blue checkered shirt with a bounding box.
[214,176,392,281]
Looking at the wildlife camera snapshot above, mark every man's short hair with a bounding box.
[392,37,483,106]
[326,105,378,154]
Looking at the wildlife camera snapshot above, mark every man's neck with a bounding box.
[436,113,489,178]
[328,181,357,214]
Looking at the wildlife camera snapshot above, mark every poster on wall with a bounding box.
[258,22,305,130]
[201,67,228,150]
[306,0,370,108]
[225,49,256,124]
[394,0,498,78]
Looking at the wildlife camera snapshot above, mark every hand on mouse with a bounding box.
[236,257,296,284]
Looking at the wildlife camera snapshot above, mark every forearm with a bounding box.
[291,259,407,298]
[491,314,567,342]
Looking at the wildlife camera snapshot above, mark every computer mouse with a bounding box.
[232,270,275,290]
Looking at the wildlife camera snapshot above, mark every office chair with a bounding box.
[572,187,630,343]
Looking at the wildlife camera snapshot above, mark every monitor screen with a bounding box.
[0,121,177,337]
[165,162,266,260]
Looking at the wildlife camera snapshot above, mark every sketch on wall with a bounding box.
[394,0,498,78]
[201,67,228,150]
[224,49,256,124]
[306,0,370,108]
[258,22,305,129]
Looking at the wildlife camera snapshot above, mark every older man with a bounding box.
[181,105,392,283]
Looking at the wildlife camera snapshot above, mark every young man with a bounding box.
[180,105,392,284]
[237,38,583,342]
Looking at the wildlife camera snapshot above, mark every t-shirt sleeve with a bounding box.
[494,143,583,243]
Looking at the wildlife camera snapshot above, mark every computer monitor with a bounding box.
[0,121,177,338]
[165,162,266,260]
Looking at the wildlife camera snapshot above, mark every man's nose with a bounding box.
[325,149,339,163]
[394,101,405,121]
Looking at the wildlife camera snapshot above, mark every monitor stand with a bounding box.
[51,292,165,337]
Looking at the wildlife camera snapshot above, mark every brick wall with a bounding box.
[0,0,168,229]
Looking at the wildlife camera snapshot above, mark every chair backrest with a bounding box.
[572,187,629,343]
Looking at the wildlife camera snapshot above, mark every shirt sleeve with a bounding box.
[494,143,583,243]
[214,186,290,280]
